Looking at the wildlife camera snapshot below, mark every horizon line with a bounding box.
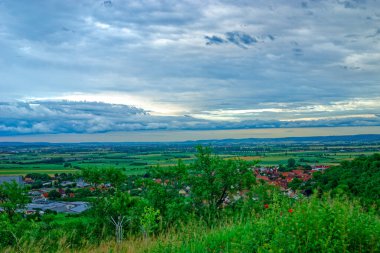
[1,126,380,144]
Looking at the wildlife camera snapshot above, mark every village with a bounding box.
[254,165,329,189]
[0,163,329,216]
[0,175,90,215]
[151,164,330,202]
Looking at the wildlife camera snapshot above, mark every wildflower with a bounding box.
[264,204,269,209]
[288,208,293,213]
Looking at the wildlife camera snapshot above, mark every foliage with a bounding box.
[81,167,126,187]
[287,157,296,168]
[0,181,30,222]
[190,147,257,213]
[288,177,303,191]
[141,146,257,226]
[0,150,380,252]
[140,206,160,238]
[152,195,380,253]
[305,153,380,210]
[25,173,51,181]
[48,190,61,200]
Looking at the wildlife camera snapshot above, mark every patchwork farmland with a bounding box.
[1,141,379,176]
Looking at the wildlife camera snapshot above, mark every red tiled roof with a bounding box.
[256,175,270,181]
[301,175,311,181]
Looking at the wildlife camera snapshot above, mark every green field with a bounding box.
[1,143,379,175]
[0,148,197,175]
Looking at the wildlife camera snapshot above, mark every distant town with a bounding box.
[0,162,330,216]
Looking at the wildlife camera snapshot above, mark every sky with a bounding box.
[1,0,380,140]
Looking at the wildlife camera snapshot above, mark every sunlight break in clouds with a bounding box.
[28,93,187,116]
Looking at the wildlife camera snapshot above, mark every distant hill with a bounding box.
[182,134,380,145]
[1,134,380,146]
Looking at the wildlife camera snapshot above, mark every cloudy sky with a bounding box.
[1,0,380,139]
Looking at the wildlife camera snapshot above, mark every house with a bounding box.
[24,177,34,184]
[253,164,327,191]
[256,175,270,182]
[300,174,312,182]
[29,190,42,196]
[58,188,66,196]
[25,210,37,215]
[60,181,75,187]
[286,177,294,183]
[292,170,304,176]
[312,165,330,171]
[42,182,52,187]
[76,179,90,188]
[274,179,288,189]
[0,176,23,186]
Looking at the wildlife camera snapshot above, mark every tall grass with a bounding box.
[4,194,380,252]
[151,195,380,253]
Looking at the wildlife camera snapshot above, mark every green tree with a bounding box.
[143,146,258,225]
[140,206,160,238]
[48,190,61,200]
[288,178,303,191]
[287,158,296,168]
[0,181,30,222]
[90,190,141,241]
[81,167,126,188]
[139,161,192,227]
[309,154,380,210]
[25,173,51,181]
[106,191,135,243]
[189,147,257,214]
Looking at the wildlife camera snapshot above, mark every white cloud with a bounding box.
[343,53,380,71]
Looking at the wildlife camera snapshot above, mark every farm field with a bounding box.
[1,141,380,176]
